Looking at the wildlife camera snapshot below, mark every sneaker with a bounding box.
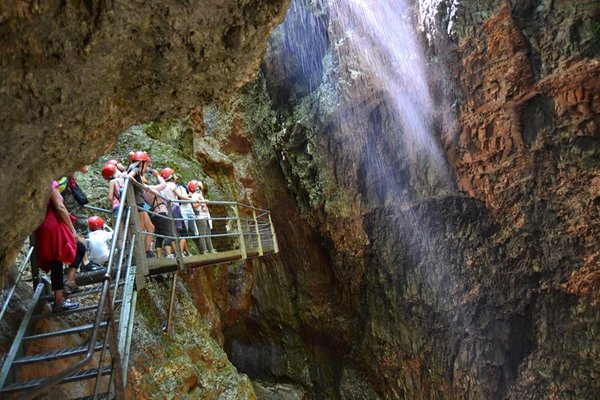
[80,262,101,272]
[166,254,176,259]
[63,281,82,296]
[146,251,156,258]
[52,299,80,313]
[210,249,218,254]
[203,250,210,255]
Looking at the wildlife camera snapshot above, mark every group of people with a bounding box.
[35,150,215,312]
[100,150,216,259]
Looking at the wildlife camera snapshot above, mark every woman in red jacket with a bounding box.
[35,181,86,312]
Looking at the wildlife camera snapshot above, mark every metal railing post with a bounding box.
[233,204,247,260]
[252,209,263,256]
[125,179,148,290]
[165,272,178,337]
[28,234,39,289]
[166,199,186,272]
[268,212,279,253]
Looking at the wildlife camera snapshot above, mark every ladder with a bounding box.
[0,180,139,399]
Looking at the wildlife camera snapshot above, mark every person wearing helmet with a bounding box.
[127,151,156,258]
[189,180,216,254]
[105,158,126,173]
[35,180,86,312]
[57,165,90,237]
[160,168,192,256]
[85,216,113,270]
[143,169,176,258]
[103,162,125,220]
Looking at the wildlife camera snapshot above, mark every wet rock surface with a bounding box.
[1,0,599,399]
[215,0,600,398]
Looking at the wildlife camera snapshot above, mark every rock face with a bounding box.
[210,0,600,399]
[0,0,290,270]
[2,0,599,399]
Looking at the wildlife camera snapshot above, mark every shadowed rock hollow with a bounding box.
[0,0,290,269]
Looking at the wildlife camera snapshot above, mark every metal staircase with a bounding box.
[0,177,279,399]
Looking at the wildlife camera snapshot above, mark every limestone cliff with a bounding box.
[208,0,600,398]
[1,0,599,399]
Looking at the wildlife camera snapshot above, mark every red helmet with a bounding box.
[101,163,117,180]
[188,180,201,193]
[131,151,149,162]
[88,216,104,231]
[161,167,175,180]
[106,159,119,166]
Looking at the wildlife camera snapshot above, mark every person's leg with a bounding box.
[65,241,85,294]
[50,260,65,305]
[159,213,175,256]
[51,260,79,311]
[139,211,155,253]
[151,214,164,257]
[195,219,208,253]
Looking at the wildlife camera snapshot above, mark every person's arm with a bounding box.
[146,170,167,192]
[50,187,77,237]
[108,180,115,202]
[173,186,191,200]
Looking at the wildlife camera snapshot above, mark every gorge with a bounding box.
[1,0,599,399]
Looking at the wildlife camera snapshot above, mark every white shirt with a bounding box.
[160,181,178,201]
[86,230,113,264]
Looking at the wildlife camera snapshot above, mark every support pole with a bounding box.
[165,272,178,337]
[233,204,247,260]
[253,209,263,256]
[125,180,148,290]
[268,213,279,253]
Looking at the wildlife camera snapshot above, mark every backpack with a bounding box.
[57,175,89,205]
[56,176,69,194]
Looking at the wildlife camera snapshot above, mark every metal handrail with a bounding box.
[127,178,277,248]
[0,247,34,325]
[19,178,134,400]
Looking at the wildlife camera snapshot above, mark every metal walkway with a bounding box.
[0,177,279,399]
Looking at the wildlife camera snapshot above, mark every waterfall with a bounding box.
[274,0,452,208]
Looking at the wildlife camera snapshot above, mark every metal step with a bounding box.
[13,342,105,366]
[32,303,100,320]
[40,281,126,302]
[22,321,109,342]
[31,299,123,320]
[0,366,112,393]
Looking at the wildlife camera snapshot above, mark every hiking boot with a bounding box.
[80,262,101,272]
[63,281,82,296]
[52,299,80,313]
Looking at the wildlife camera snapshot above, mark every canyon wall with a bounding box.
[1,0,599,399]
[213,0,600,398]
